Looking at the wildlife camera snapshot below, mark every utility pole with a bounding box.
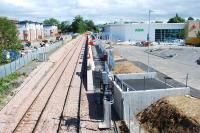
[147,10,153,73]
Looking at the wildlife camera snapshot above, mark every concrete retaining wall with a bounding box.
[123,87,190,123]
[117,72,157,80]
[113,81,190,122]
[112,72,192,132]
[113,81,124,118]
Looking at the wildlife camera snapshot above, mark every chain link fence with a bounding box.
[0,37,71,78]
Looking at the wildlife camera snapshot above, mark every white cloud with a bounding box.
[0,0,199,24]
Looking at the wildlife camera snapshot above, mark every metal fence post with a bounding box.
[27,53,29,63]
[45,46,47,61]
[19,56,21,67]
[15,60,17,71]
[186,73,189,87]
[139,124,141,133]
[31,52,33,60]
[23,56,25,66]
[4,65,6,76]
[129,104,131,131]
[10,62,12,74]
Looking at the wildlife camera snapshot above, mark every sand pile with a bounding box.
[137,96,200,133]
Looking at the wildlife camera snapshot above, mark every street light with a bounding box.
[147,10,153,73]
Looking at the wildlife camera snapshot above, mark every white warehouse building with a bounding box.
[103,23,185,42]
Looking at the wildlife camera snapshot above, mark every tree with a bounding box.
[155,21,163,23]
[168,14,185,23]
[71,15,86,33]
[70,15,98,33]
[60,21,71,33]
[188,17,194,21]
[179,29,185,38]
[197,31,200,38]
[85,20,96,31]
[0,17,22,63]
[78,20,87,33]
[43,18,60,28]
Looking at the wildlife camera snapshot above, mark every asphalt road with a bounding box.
[114,45,200,91]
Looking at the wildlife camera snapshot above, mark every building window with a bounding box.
[155,29,184,42]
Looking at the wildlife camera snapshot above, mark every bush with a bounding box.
[0,72,21,94]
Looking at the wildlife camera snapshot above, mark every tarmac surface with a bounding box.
[114,45,200,91]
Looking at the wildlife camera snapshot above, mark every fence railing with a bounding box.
[0,37,71,78]
[107,50,115,69]
[96,41,115,70]
[114,75,136,92]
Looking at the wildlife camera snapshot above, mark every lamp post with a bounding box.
[147,10,153,73]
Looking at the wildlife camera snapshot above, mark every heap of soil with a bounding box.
[114,59,143,74]
[113,51,143,74]
[118,121,130,133]
[137,96,200,133]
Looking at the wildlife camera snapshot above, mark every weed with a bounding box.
[0,72,21,104]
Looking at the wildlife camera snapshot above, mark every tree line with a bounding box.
[43,15,98,33]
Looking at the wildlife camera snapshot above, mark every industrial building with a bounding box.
[103,23,185,42]
[18,21,59,42]
[43,25,58,37]
[18,21,44,42]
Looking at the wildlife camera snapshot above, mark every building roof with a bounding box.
[43,24,57,27]
[105,23,185,26]
[19,20,42,25]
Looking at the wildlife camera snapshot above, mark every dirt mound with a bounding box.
[137,96,200,133]
[114,59,143,74]
[113,51,143,74]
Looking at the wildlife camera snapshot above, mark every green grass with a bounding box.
[0,72,21,100]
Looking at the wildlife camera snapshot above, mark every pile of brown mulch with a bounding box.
[118,121,130,133]
[136,96,200,133]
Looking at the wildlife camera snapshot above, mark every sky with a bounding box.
[0,0,200,24]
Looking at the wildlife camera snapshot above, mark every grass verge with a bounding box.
[0,72,23,107]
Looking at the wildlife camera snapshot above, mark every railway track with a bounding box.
[0,36,86,133]
[13,37,84,133]
[33,37,86,133]
[57,39,85,133]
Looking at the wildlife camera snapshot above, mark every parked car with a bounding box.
[42,39,48,44]
[56,36,63,41]
[142,41,152,47]
[25,41,31,47]
[196,57,200,65]
[135,41,142,46]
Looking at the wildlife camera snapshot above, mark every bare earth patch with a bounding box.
[137,96,200,133]
[114,59,143,74]
[113,51,143,74]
